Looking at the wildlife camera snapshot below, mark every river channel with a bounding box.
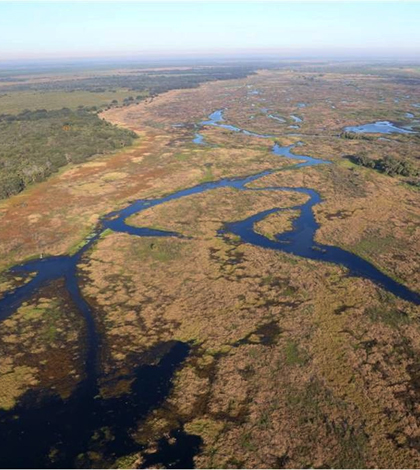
[0,108,419,468]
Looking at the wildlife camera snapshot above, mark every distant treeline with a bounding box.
[340,131,375,141]
[1,66,256,95]
[0,65,259,199]
[346,154,419,178]
[0,108,137,199]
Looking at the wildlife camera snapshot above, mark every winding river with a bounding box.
[0,108,419,468]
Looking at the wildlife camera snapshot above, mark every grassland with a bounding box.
[0,64,420,468]
[0,89,148,114]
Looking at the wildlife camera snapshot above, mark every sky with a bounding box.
[0,1,420,61]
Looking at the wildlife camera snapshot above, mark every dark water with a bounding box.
[1,108,419,468]
[0,341,192,468]
[225,198,420,305]
[344,121,415,134]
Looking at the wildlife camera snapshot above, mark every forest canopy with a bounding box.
[0,65,258,199]
[0,108,137,199]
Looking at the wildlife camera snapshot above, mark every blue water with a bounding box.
[268,114,286,123]
[192,133,205,145]
[5,108,416,317]
[3,119,417,320]
[1,108,419,467]
[226,200,420,305]
[197,109,274,139]
[272,143,328,168]
[291,115,303,123]
[258,107,286,124]
[344,121,415,134]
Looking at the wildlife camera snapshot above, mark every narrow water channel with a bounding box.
[0,108,419,468]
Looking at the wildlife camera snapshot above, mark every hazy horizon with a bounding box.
[1,1,419,62]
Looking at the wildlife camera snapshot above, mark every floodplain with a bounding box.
[0,63,420,468]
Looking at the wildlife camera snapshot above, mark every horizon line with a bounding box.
[2,47,420,65]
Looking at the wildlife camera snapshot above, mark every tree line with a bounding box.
[346,154,419,179]
[0,108,137,199]
[1,67,256,95]
[0,65,260,199]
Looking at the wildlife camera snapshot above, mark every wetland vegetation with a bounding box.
[0,64,259,199]
[0,60,420,468]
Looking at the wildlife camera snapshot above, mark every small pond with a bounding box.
[344,121,415,134]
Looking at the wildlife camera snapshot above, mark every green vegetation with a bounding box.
[0,89,148,114]
[284,340,308,366]
[174,153,189,161]
[340,131,375,141]
[365,305,411,329]
[130,238,183,264]
[346,154,419,178]
[0,65,258,199]
[0,67,256,95]
[114,452,139,469]
[1,62,420,468]
[200,165,214,182]
[0,108,137,199]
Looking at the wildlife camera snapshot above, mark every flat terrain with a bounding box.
[1,64,420,468]
[0,89,147,114]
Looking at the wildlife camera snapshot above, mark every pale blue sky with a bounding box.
[1,1,419,60]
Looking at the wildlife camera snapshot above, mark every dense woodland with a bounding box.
[0,66,256,95]
[0,65,258,199]
[347,153,420,181]
[0,108,137,199]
